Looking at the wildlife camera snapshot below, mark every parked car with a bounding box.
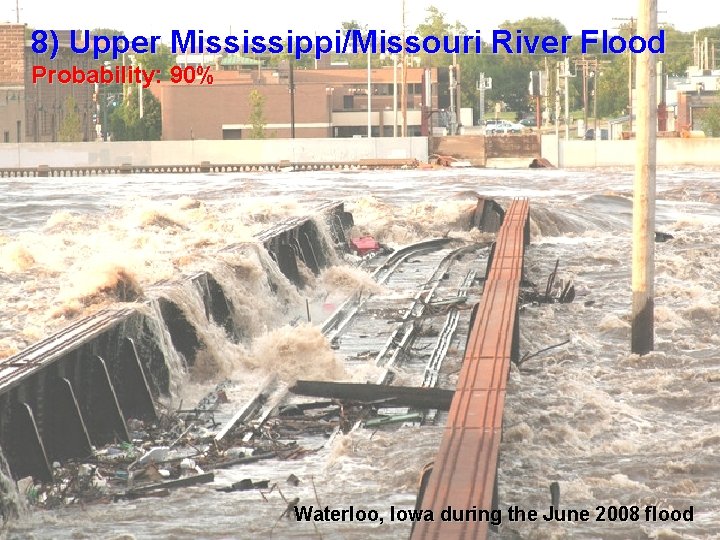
[485,120,523,134]
[519,117,538,127]
[583,128,608,140]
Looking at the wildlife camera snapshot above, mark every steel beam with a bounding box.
[3,402,52,482]
[45,377,93,462]
[114,338,157,422]
[75,355,130,446]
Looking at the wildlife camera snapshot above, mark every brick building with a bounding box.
[156,65,440,140]
[676,90,719,131]
[0,24,96,142]
[673,69,720,132]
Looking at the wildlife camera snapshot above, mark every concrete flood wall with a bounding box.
[542,134,720,168]
[431,135,540,166]
[432,136,485,165]
[0,138,429,169]
[0,203,354,482]
[7,135,720,170]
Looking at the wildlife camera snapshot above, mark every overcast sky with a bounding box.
[3,0,714,41]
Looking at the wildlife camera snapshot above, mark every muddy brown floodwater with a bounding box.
[1,168,719,539]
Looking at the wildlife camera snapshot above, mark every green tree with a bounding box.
[331,20,386,68]
[595,58,628,117]
[248,89,266,139]
[701,97,720,136]
[659,25,693,76]
[91,28,126,63]
[341,20,364,31]
[340,20,367,67]
[458,17,569,117]
[140,90,162,140]
[414,6,466,67]
[58,95,83,142]
[137,43,175,80]
[109,88,161,140]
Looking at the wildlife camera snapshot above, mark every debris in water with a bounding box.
[287,474,300,486]
[350,236,381,256]
[520,258,576,305]
[215,478,269,493]
[517,339,571,369]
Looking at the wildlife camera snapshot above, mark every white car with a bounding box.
[485,120,523,134]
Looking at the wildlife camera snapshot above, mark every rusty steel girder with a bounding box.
[411,198,529,540]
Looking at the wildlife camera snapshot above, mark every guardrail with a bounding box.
[0,159,419,178]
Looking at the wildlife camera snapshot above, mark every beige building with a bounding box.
[0,24,95,142]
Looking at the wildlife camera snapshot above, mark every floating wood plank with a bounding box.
[212,452,277,470]
[126,472,215,495]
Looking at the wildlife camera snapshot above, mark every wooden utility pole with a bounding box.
[582,62,588,134]
[593,69,598,137]
[615,13,665,134]
[453,30,461,132]
[613,17,636,133]
[575,58,599,138]
[563,58,571,140]
[631,0,657,354]
[555,62,561,152]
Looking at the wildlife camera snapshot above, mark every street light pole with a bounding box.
[582,62,588,134]
[393,54,398,137]
[103,85,107,141]
[401,0,407,136]
[564,58,571,140]
[289,57,295,139]
[326,87,334,138]
[367,51,372,138]
[449,65,456,135]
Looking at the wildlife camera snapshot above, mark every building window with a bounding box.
[16,121,21,143]
[3,131,9,143]
[343,95,354,110]
[335,126,366,138]
[223,128,242,140]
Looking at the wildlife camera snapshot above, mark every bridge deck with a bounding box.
[411,198,529,540]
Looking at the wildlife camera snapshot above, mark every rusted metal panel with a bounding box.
[411,198,529,540]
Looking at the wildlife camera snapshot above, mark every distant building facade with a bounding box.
[156,65,441,140]
[0,24,95,142]
[671,67,720,131]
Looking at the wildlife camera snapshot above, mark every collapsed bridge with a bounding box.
[0,196,529,540]
[0,201,356,482]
